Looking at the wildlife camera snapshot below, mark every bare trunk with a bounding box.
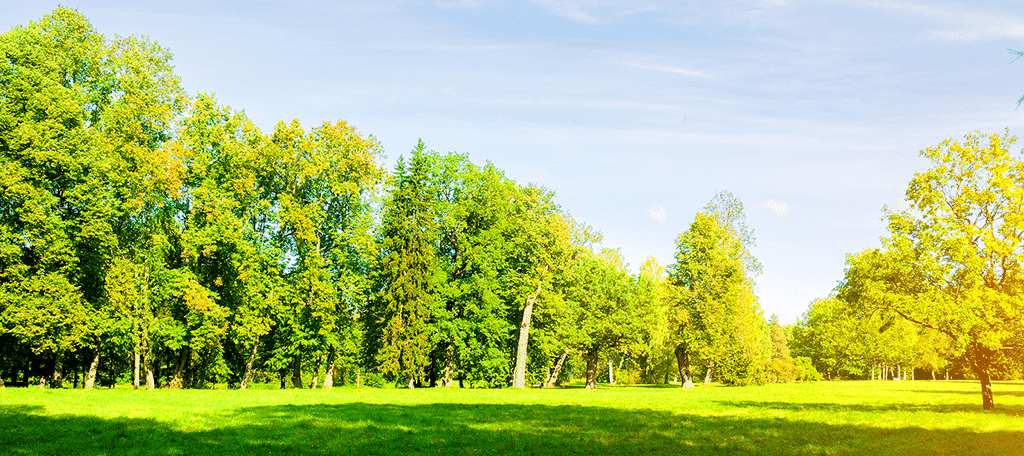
[441,343,454,387]
[871,365,875,381]
[703,361,715,386]
[291,354,303,388]
[169,348,188,389]
[545,350,569,387]
[145,362,155,390]
[322,346,337,389]
[608,361,615,385]
[512,266,548,389]
[407,373,416,389]
[310,354,323,389]
[931,369,936,381]
[133,351,140,390]
[84,349,100,390]
[356,369,361,388]
[51,352,64,389]
[674,344,694,389]
[585,346,599,389]
[240,337,260,390]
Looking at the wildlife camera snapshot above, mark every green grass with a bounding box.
[2,380,1023,455]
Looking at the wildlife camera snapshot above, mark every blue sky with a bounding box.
[5,1,1023,323]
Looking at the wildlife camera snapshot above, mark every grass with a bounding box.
[2,380,1023,455]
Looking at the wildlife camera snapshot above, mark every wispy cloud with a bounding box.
[857,1,1024,42]
[526,0,678,25]
[619,61,710,78]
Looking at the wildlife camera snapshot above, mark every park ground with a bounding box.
[1,380,1022,455]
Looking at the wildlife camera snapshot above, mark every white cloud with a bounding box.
[857,1,1024,42]
[761,200,790,216]
[620,61,710,78]
[647,203,668,223]
[527,0,678,25]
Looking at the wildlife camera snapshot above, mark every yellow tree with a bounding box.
[842,131,1024,410]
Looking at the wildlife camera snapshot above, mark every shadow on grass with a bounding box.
[2,401,1022,455]
[715,399,1024,417]
[903,389,1024,398]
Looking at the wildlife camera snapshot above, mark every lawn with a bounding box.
[1,380,1022,455]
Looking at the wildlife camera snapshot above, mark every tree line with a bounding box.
[0,8,806,390]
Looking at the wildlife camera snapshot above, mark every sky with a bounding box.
[4,0,1024,323]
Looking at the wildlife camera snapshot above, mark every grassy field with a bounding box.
[2,380,1023,455]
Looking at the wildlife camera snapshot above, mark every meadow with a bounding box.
[2,380,1022,455]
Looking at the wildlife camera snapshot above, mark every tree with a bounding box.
[364,141,441,388]
[266,119,383,388]
[560,248,651,389]
[841,131,1024,409]
[668,203,758,387]
[0,7,187,388]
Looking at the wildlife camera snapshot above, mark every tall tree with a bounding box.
[267,119,383,388]
[668,193,761,388]
[0,7,187,388]
[364,141,441,388]
[841,131,1024,409]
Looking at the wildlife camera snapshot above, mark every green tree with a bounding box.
[266,119,383,388]
[365,141,441,388]
[0,7,187,388]
[561,248,651,389]
[669,210,752,387]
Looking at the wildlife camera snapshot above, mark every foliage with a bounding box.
[839,131,1024,409]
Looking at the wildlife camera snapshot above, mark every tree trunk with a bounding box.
[51,352,64,389]
[931,369,936,381]
[545,350,569,388]
[310,354,323,389]
[441,343,454,387]
[512,266,548,389]
[291,354,303,388]
[169,348,188,389]
[674,344,694,389]
[133,351,141,390]
[703,361,715,386]
[871,365,875,381]
[240,338,260,390]
[323,346,337,389]
[84,349,100,390]
[356,369,361,388]
[585,346,599,389]
[972,346,995,410]
[608,361,615,385]
[407,373,416,389]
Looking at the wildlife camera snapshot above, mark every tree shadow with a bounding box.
[2,401,1022,455]
[715,399,1024,416]
[902,389,1024,398]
